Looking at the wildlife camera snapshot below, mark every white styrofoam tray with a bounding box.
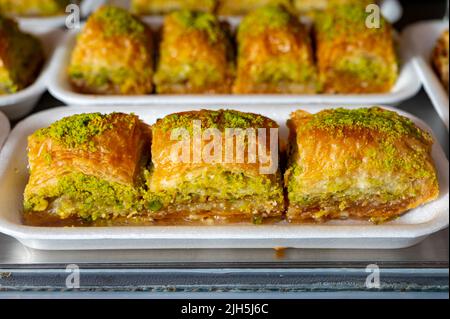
[0,29,64,121]
[47,15,421,107]
[402,20,449,130]
[0,104,447,250]
[14,0,103,33]
[0,111,10,151]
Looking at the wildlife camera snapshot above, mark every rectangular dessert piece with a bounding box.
[131,0,217,15]
[432,29,449,93]
[145,109,285,224]
[233,5,318,94]
[314,2,398,93]
[217,0,292,16]
[0,0,76,16]
[23,113,152,226]
[68,6,154,95]
[285,107,440,224]
[0,15,44,95]
[154,10,234,94]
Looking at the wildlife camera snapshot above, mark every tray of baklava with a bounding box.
[47,1,420,106]
[0,104,447,250]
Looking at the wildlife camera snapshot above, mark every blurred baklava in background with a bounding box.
[432,30,449,93]
[314,1,398,93]
[154,10,234,94]
[24,113,152,226]
[68,6,154,95]
[234,5,318,94]
[145,110,285,224]
[217,0,293,16]
[0,15,44,95]
[131,0,217,15]
[0,0,78,16]
[285,107,439,224]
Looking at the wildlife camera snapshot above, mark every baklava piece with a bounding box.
[154,10,234,94]
[131,0,217,15]
[314,2,398,93]
[145,109,285,224]
[0,0,76,16]
[0,15,44,95]
[68,6,154,95]
[217,0,292,16]
[23,113,152,226]
[432,30,449,93]
[233,5,318,94]
[285,107,439,224]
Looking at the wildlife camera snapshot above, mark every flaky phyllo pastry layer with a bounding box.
[68,6,154,95]
[24,110,285,226]
[285,108,440,223]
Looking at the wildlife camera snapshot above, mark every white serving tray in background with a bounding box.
[0,29,64,121]
[0,111,10,151]
[402,20,449,130]
[47,10,420,107]
[14,0,102,32]
[0,105,447,251]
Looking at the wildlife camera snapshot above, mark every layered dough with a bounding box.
[233,5,318,94]
[154,11,234,94]
[68,6,154,95]
[285,107,440,223]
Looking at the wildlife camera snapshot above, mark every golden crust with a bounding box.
[285,108,439,223]
[147,109,285,220]
[151,109,279,178]
[68,6,154,95]
[154,12,234,94]
[25,113,151,197]
[314,5,398,93]
[233,6,318,94]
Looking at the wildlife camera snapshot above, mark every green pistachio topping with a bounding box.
[238,4,293,40]
[33,113,115,149]
[155,110,273,133]
[170,10,222,42]
[92,5,146,38]
[304,107,431,142]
